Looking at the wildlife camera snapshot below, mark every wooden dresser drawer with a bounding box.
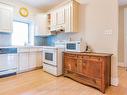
[77,55,83,59]
[63,52,112,93]
[83,56,89,59]
[88,56,103,62]
[64,53,77,58]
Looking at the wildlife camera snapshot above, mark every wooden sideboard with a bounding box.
[63,52,112,93]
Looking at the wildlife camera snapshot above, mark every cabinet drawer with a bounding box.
[29,48,38,52]
[88,56,103,62]
[37,48,43,52]
[64,53,77,58]
[77,55,83,59]
[83,56,89,59]
[18,48,29,53]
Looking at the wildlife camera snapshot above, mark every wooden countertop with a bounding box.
[63,51,113,57]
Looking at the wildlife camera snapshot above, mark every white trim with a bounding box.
[118,62,126,67]
[111,77,119,86]
[124,8,127,68]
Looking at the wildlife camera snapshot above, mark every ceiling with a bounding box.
[19,0,127,9]
[19,0,90,11]
[20,0,64,11]
[119,0,127,6]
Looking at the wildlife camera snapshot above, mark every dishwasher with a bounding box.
[0,48,18,78]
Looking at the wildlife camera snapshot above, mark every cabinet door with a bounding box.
[64,4,71,32]
[0,4,13,33]
[77,59,83,74]
[83,57,102,79]
[29,52,36,69]
[35,14,49,36]
[64,57,77,72]
[50,11,57,31]
[18,53,29,72]
[0,54,18,72]
[82,59,89,75]
[36,52,42,67]
[57,8,65,25]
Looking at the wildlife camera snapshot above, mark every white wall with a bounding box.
[119,6,125,67]
[84,0,119,86]
[124,8,127,68]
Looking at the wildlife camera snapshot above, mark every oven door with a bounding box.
[43,49,57,66]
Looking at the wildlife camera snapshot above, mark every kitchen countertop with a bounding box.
[0,46,44,48]
[64,51,113,57]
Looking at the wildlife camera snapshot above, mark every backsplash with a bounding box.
[0,33,11,46]
[34,35,56,46]
[34,36,48,46]
[0,32,78,46]
[47,35,56,46]
[34,32,85,46]
[55,32,79,41]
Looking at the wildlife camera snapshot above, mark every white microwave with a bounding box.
[65,41,86,52]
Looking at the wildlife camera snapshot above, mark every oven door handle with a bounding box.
[43,62,57,67]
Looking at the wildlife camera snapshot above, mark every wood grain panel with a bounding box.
[64,52,112,93]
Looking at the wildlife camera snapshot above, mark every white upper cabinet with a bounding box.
[64,3,71,32]
[57,8,65,25]
[50,10,57,31]
[49,0,80,33]
[64,1,80,33]
[50,7,65,32]
[0,3,13,33]
[34,13,50,36]
[57,7,65,31]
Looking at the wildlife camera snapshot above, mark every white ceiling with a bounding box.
[19,0,127,9]
[119,0,127,6]
[20,0,64,10]
[19,0,90,11]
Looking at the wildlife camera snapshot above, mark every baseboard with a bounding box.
[111,77,119,86]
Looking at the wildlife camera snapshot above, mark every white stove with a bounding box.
[42,42,65,76]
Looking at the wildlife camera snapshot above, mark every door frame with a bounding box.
[124,8,127,68]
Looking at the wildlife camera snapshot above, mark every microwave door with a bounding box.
[66,43,76,51]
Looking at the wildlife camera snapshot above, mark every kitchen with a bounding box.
[0,0,124,95]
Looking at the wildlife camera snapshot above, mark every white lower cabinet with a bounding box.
[18,53,29,72]
[18,47,43,73]
[29,52,37,69]
[36,52,43,67]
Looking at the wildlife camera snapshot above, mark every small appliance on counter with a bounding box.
[65,41,87,52]
[85,45,93,53]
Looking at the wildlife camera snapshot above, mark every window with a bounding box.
[12,21,29,46]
